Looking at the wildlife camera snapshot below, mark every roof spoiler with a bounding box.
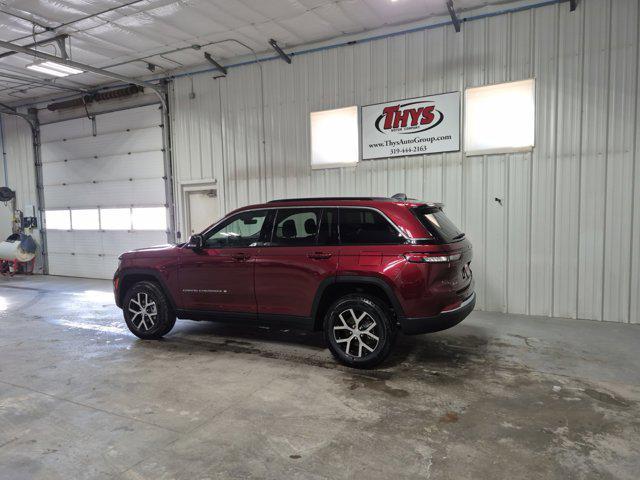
[392,193,443,208]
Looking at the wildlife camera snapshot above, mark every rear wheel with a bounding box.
[324,294,395,369]
[123,281,175,339]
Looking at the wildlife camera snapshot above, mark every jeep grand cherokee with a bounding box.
[114,194,475,368]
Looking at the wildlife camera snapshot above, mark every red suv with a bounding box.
[114,194,475,368]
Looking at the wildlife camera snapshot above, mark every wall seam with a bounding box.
[600,0,613,322]
[575,2,586,320]
[627,0,640,324]
[505,12,512,312]
[549,1,561,317]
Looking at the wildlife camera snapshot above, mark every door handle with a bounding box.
[307,252,332,260]
[231,253,250,261]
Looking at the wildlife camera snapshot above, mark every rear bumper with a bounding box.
[399,292,476,335]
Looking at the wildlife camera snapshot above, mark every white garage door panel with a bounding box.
[47,230,167,279]
[98,105,161,133]
[42,151,164,185]
[48,230,167,256]
[41,105,167,279]
[45,178,166,209]
[101,231,168,255]
[41,127,161,162]
[47,230,99,254]
[48,253,116,280]
[40,117,93,142]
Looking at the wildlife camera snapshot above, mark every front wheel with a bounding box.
[324,294,395,369]
[123,281,176,339]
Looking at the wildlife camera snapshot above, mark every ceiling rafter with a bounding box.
[0,0,549,103]
[5,0,148,43]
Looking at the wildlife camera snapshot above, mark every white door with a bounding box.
[40,105,168,279]
[186,189,217,235]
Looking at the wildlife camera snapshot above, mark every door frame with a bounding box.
[180,179,218,240]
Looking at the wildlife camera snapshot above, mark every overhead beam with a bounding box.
[0,34,68,59]
[0,39,163,96]
[0,8,52,32]
[203,52,227,75]
[446,0,461,33]
[56,37,69,59]
[0,101,16,112]
[268,39,291,64]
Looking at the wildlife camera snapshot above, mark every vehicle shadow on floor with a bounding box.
[133,319,490,372]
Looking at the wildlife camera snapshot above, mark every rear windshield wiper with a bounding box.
[452,232,466,241]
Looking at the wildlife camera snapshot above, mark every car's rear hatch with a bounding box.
[408,205,474,306]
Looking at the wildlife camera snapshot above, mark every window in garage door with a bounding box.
[40,105,168,279]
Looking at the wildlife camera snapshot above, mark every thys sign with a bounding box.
[361,92,460,160]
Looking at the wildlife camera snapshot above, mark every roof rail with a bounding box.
[266,194,428,204]
[267,196,390,203]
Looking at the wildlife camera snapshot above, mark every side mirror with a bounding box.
[187,234,203,249]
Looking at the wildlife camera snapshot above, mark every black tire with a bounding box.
[324,294,395,369]
[123,281,176,339]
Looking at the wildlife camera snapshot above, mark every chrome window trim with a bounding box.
[199,205,416,243]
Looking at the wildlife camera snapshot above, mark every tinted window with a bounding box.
[411,206,464,243]
[272,209,321,246]
[339,208,404,245]
[204,210,267,248]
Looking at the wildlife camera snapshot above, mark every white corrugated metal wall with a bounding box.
[0,113,43,272]
[168,0,638,323]
[0,114,39,218]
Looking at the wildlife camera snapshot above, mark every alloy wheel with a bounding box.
[128,292,157,331]
[333,308,380,357]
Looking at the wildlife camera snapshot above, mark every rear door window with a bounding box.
[412,206,464,243]
[271,208,322,246]
[338,208,404,245]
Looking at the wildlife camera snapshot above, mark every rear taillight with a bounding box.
[403,252,462,263]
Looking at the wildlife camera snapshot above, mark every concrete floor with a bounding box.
[0,276,638,480]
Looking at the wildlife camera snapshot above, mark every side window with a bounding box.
[339,208,404,245]
[272,208,321,246]
[204,210,268,248]
[317,208,339,245]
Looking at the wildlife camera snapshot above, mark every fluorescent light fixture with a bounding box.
[310,106,359,169]
[26,60,83,77]
[41,61,83,75]
[26,63,68,77]
[464,79,535,156]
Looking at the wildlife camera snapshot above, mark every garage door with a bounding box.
[40,104,168,279]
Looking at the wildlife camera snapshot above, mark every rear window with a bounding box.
[339,208,404,245]
[412,206,464,243]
